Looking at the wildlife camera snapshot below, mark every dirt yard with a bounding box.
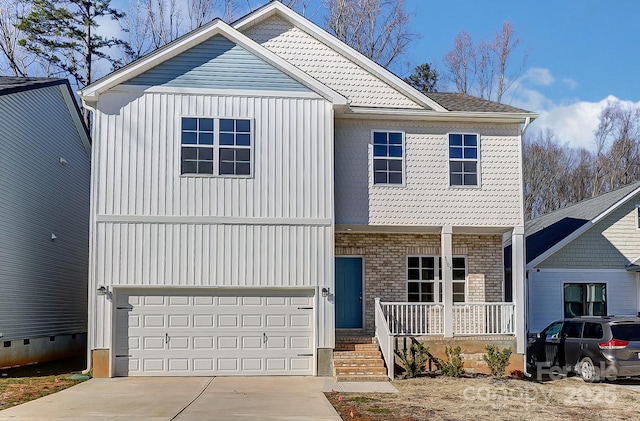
[326,375,640,421]
[0,357,89,410]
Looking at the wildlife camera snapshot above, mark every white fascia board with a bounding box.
[339,107,538,123]
[232,2,447,112]
[58,83,91,156]
[79,19,347,106]
[527,186,640,269]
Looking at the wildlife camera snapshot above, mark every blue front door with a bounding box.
[335,257,363,329]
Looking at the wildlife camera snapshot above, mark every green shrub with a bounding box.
[482,344,512,377]
[395,341,431,378]
[441,346,465,377]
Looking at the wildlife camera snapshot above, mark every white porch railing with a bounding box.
[452,303,515,335]
[378,301,515,336]
[374,301,516,380]
[374,298,395,379]
[380,302,444,335]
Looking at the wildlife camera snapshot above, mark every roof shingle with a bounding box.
[425,92,532,113]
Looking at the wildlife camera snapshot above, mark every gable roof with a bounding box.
[524,181,640,267]
[79,18,347,106]
[232,1,447,112]
[0,77,68,96]
[0,77,90,148]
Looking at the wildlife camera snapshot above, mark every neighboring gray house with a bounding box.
[79,2,535,379]
[523,181,640,333]
[0,78,91,368]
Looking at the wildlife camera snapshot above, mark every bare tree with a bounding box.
[324,0,416,68]
[0,0,51,76]
[443,21,527,103]
[493,21,526,103]
[443,31,474,94]
[523,130,576,219]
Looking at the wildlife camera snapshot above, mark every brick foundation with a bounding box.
[397,336,523,375]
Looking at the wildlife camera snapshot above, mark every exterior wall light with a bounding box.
[321,287,329,298]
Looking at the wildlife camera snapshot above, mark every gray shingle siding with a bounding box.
[538,196,640,269]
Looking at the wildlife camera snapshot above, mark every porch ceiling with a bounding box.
[335,224,514,235]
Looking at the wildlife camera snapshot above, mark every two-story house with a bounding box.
[79,2,536,378]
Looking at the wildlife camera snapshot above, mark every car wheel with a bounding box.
[578,357,599,383]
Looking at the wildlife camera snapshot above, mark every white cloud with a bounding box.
[531,98,614,150]
[507,68,640,151]
[522,67,555,86]
[562,77,578,89]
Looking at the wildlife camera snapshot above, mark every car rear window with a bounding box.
[611,324,640,341]
[583,322,603,339]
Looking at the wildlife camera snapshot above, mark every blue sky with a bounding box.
[400,0,640,150]
[105,0,640,150]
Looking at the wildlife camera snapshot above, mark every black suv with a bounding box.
[527,316,640,381]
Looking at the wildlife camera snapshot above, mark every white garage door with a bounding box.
[114,289,315,376]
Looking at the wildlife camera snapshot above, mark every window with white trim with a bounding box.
[564,283,606,318]
[449,133,479,186]
[181,117,251,176]
[407,256,467,303]
[373,131,404,184]
[636,204,640,229]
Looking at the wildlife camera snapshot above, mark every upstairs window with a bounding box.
[636,204,640,229]
[373,131,404,185]
[449,133,479,186]
[181,117,252,176]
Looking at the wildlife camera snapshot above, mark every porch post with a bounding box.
[441,225,453,337]
[512,226,526,354]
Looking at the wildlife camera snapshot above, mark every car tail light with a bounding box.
[598,339,630,349]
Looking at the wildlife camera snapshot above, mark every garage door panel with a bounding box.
[193,315,214,327]
[217,315,238,327]
[143,314,165,328]
[193,337,214,349]
[168,315,190,327]
[115,290,315,376]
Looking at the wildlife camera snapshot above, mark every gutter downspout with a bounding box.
[519,115,531,378]
[520,117,532,136]
[81,96,97,376]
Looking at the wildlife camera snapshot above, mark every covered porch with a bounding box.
[334,225,526,379]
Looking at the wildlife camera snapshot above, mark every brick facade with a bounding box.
[335,232,504,334]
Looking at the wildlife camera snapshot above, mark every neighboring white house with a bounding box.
[0,77,91,368]
[524,181,640,333]
[79,2,536,378]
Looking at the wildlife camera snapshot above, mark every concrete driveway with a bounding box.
[0,377,352,420]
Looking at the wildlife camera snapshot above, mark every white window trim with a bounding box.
[370,129,406,187]
[179,116,254,178]
[447,132,481,189]
[406,255,468,303]
[636,204,640,230]
[562,281,608,318]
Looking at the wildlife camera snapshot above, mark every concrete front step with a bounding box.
[333,351,382,359]
[335,336,378,345]
[334,343,380,351]
[334,358,385,368]
[335,374,389,382]
[334,366,388,376]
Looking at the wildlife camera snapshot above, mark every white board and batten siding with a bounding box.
[528,269,639,333]
[334,119,523,227]
[0,84,90,341]
[89,85,336,372]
